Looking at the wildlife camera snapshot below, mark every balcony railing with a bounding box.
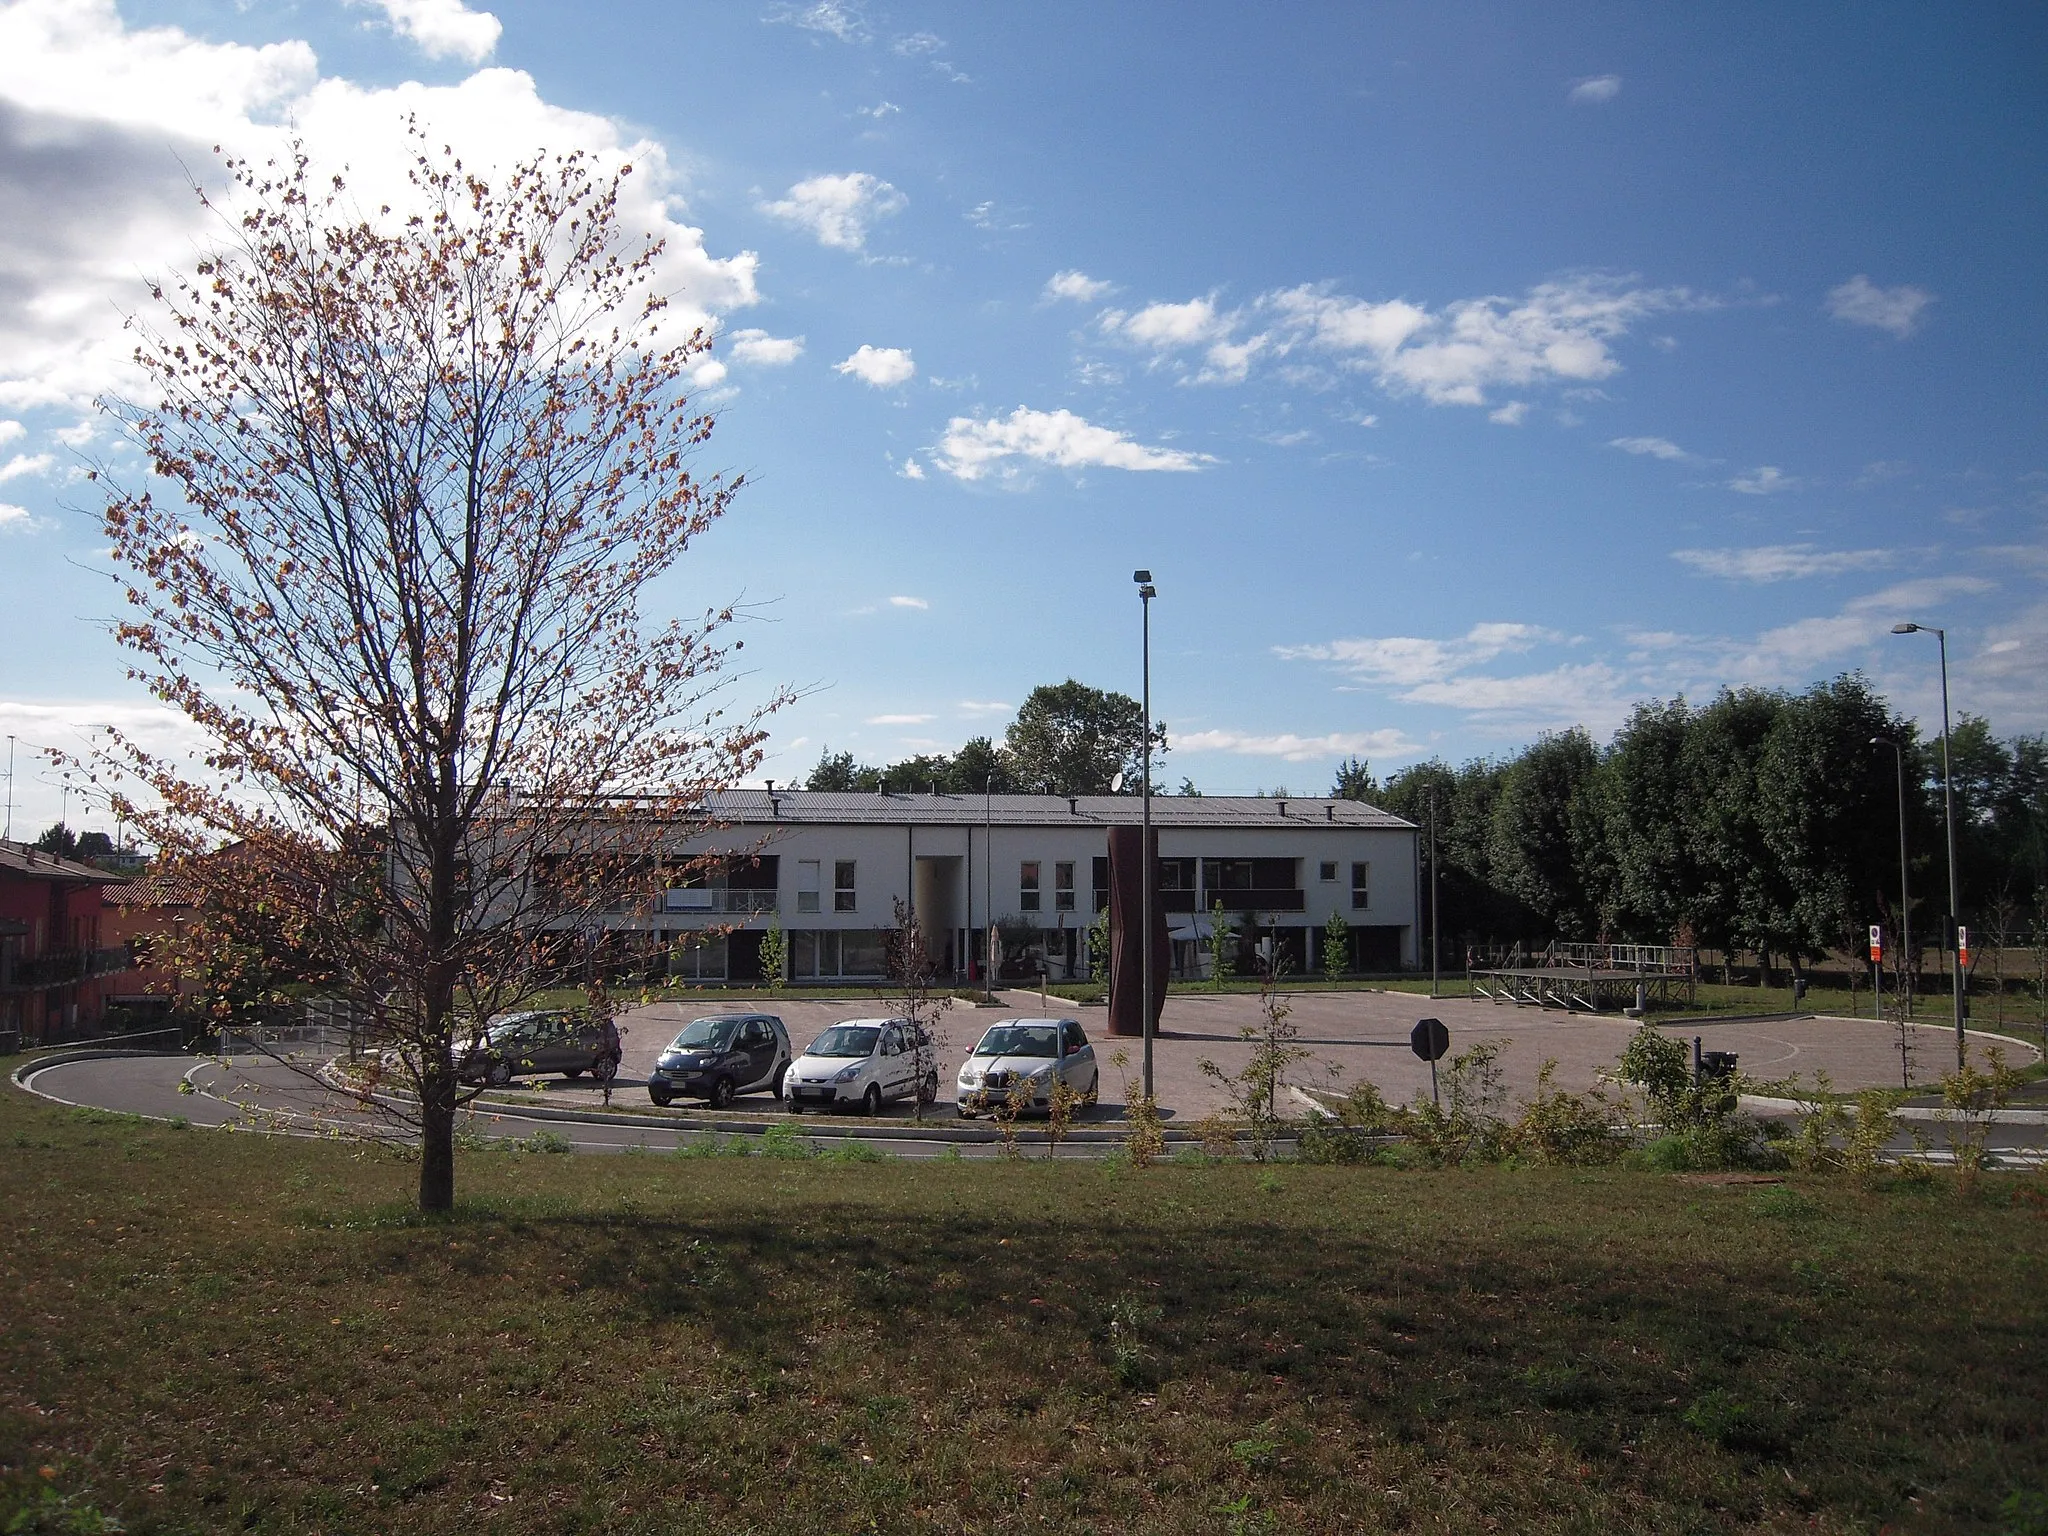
[662,888,779,915]
[1,945,134,990]
[1093,889,1304,914]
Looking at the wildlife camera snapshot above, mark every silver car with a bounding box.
[785,1018,938,1115]
[955,1017,1098,1116]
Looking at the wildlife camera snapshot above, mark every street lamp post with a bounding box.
[1891,622,1965,1070]
[1135,569,1157,1105]
[1869,737,1912,1022]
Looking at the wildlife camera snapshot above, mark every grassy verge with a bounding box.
[3,1089,2045,1534]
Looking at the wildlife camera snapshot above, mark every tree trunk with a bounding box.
[418,1060,457,1212]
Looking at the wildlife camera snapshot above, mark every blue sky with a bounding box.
[1,0,2043,834]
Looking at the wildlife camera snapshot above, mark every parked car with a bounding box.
[784,1017,938,1115]
[647,1013,791,1109]
[955,1018,1098,1116]
[458,1009,620,1087]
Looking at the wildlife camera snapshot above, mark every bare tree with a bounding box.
[884,898,952,1123]
[83,127,781,1210]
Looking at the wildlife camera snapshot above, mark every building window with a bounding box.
[834,860,857,912]
[1020,861,1041,912]
[1319,860,1339,883]
[797,859,821,914]
[1054,861,1075,912]
[1351,861,1370,911]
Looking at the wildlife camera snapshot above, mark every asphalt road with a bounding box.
[15,1051,1113,1160]
[17,1036,2047,1166]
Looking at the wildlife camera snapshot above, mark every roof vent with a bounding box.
[769,797,781,819]
[1325,804,1335,821]
[932,779,940,798]
[1277,800,1287,816]
[766,779,775,795]
[1067,796,1078,815]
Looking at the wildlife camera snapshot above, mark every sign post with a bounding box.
[1869,925,1883,1019]
[1410,1017,1450,1107]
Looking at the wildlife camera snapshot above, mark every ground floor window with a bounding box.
[667,930,727,979]
[790,928,889,979]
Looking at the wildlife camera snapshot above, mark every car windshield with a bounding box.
[485,1014,546,1043]
[807,1025,879,1059]
[973,1024,1059,1058]
[670,1018,737,1051]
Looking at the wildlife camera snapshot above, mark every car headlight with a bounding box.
[833,1064,862,1083]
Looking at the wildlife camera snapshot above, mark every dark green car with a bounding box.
[458,1010,620,1087]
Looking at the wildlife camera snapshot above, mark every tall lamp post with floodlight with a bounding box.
[1890,621,1965,1070]
[1869,737,1912,1020]
[1134,570,1158,1104]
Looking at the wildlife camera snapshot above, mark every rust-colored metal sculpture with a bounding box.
[1106,823,1170,1038]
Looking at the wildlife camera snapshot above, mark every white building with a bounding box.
[601,790,1420,985]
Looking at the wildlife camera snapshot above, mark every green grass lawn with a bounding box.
[3,1089,2044,1534]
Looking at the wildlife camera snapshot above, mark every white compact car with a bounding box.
[784,1017,938,1115]
[955,1017,1098,1116]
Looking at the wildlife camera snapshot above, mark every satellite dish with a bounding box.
[1110,771,1125,793]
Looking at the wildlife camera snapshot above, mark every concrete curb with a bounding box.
[1740,1092,2048,1126]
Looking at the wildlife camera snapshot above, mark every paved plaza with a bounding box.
[596,988,2043,1121]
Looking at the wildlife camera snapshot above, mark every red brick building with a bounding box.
[0,841,128,1047]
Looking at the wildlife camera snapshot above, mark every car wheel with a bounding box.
[773,1062,790,1101]
[920,1071,939,1105]
[648,1086,673,1107]
[563,1067,585,1080]
[1084,1074,1099,1106]
[486,1060,512,1087]
[862,1083,882,1117]
[785,1097,802,1115]
[709,1075,737,1111]
[955,1104,974,1119]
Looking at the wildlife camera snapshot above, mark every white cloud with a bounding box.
[896,458,925,480]
[765,2,868,43]
[930,406,1216,482]
[867,713,933,725]
[759,171,905,252]
[1728,465,1794,495]
[1044,269,1113,303]
[1277,623,1561,689]
[892,31,968,81]
[347,0,501,63]
[887,595,928,609]
[858,100,899,119]
[1488,400,1529,426]
[0,501,37,529]
[1568,74,1622,104]
[1826,275,1934,339]
[0,422,23,446]
[0,452,54,482]
[1105,295,1230,349]
[1177,729,1422,763]
[0,0,760,411]
[1102,275,1700,408]
[1730,577,1993,684]
[1672,544,1895,582]
[835,344,915,387]
[1609,435,1695,462]
[957,700,1012,716]
[726,329,803,366]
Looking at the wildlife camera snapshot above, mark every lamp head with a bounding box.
[1891,622,1919,635]
[1869,736,1889,748]
[1139,583,1156,599]
[1132,569,1152,584]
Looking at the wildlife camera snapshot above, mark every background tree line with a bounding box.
[803,679,1166,796]
[1337,675,2047,977]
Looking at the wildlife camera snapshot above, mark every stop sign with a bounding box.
[1410,1017,1449,1062]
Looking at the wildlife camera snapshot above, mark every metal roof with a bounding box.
[705,789,1414,831]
